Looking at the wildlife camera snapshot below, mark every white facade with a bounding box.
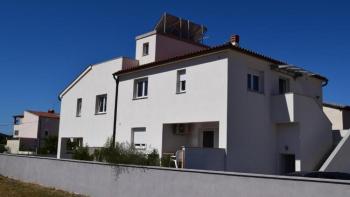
[57,57,137,158]
[57,14,336,175]
[8,110,59,154]
[323,103,350,130]
[115,48,332,174]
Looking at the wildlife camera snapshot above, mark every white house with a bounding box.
[6,110,59,154]
[58,13,335,175]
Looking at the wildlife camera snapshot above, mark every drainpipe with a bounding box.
[322,79,328,87]
[112,74,120,148]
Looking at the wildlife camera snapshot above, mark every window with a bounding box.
[247,71,264,93]
[142,42,149,56]
[76,98,82,117]
[133,78,148,99]
[95,94,107,114]
[131,128,147,150]
[14,117,22,125]
[176,69,186,93]
[279,78,290,94]
[14,130,19,136]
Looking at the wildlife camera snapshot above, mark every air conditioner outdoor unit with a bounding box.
[174,124,189,135]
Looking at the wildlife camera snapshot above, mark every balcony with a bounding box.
[272,93,325,124]
[162,121,226,171]
[271,93,295,123]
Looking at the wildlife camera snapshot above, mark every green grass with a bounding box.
[0,175,85,197]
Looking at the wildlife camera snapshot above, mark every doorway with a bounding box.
[281,154,295,174]
[202,131,214,148]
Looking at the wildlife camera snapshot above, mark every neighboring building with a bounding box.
[58,13,334,175]
[6,110,59,154]
[323,103,350,131]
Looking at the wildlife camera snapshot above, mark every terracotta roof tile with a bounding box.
[27,111,60,119]
[114,43,327,82]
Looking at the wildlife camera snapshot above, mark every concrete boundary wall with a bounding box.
[0,154,350,197]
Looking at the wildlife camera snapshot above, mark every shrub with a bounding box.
[92,138,160,166]
[72,146,93,161]
[0,144,6,153]
[38,136,58,155]
[161,154,172,167]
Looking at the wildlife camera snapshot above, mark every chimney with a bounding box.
[48,109,55,114]
[230,35,240,46]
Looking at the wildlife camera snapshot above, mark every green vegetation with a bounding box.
[38,136,58,155]
[0,175,85,197]
[72,137,161,166]
[72,146,94,161]
[0,144,6,153]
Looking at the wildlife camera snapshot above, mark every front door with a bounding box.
[202,131,214,148]
[281,154,295,174]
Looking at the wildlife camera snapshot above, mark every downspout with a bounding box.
[112,74,120,148]
[322,79,328,87]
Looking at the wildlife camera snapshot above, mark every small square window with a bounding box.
[176,69,186,93]
[279,78,290,94]
[14,130,19,136]
[142,43,149,56]
[133,78,148,99]
[76,98,82,117]
[247,71,264,93]
[95,94,107,114]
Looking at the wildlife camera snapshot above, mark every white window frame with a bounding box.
[176,69,186,93]
[133,78,148,99]
[76,98,82,117]
[247,70,264,93]
[131,127,147,150]
[142,42,149,56]
[95,94,107,114]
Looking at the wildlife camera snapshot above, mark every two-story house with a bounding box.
[6,110,60,154]
[58,13,334,175]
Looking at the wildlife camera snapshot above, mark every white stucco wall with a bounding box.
[16,112,39,139]
[116,52,229,154]
[135,32,206,65]
[323,106,344,130]
[57,58,134,158]
[226,50,330,174]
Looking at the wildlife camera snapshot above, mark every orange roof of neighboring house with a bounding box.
[27,111,60,119]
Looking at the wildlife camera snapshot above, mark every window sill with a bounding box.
[176,91,186,95]
[76,115,81,118]
[133,97,148,100]
[95,112,107,115]
[247,89,264,95]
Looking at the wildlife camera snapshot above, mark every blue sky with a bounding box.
[0,0,349,134]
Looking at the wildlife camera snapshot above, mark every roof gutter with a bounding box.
[112,74,120,148]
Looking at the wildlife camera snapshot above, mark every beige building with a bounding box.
[7,110,59,154]
[323,103,350,131]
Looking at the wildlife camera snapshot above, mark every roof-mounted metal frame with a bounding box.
[154,13,207,44]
